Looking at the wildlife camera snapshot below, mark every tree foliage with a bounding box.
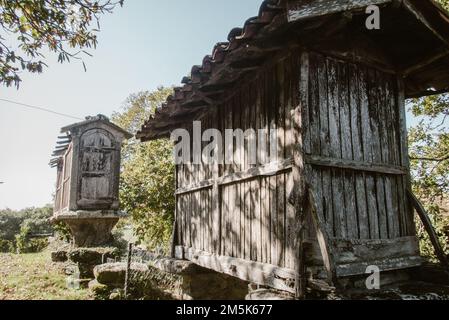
[112,87,175,252]
[0,0,123,87]
[407,0,449,263]
[409,94,449,261]
[0,205,54,253]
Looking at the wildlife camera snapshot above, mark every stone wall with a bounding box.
[89,258,249,300]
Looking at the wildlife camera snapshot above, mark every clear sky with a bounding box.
[0,0,263,210]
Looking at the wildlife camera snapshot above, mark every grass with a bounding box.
[0,250,92,300]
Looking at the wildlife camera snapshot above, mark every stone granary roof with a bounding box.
[49,114,132,167]
[136,0,449,141]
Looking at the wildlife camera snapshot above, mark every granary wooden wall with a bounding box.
[174,48,418,287]
[54,144,73,214]
[52,118,131,216]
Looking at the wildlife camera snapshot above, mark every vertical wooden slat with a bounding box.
[368,69,388,239]
[378,74,395,239]
[307,54,324,244]
[339,62,358,239]
[327,58,345,239]
[397,76,415,236]
[360,66,379,239]
[293,51,309,299]
[386,79,401,238]
[349,63,369,239]
[318,54,334,237]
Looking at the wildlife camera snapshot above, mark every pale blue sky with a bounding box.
[0,0,263,209]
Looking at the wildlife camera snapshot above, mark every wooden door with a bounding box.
[77,129,117,210]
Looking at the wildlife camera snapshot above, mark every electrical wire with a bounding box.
[0,98,83,120]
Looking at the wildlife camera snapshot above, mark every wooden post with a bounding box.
[408,190,449,270]
[291,51,309,299]
[124,242,133,299]
[397,75,415,235]
[211,108,222,255]
[170,165,179,258]
[308,188,338,286]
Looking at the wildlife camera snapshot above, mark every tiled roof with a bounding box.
[137,0,449,141]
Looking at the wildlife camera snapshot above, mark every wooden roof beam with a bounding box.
[403,0,449,48]
[402,48,449,77]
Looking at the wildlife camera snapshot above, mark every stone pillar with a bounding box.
[53,210,126,248]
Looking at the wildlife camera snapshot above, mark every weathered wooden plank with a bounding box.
[285,170,296,270]
[285,55,296,270]
[269,174,278,266]
[305,155,407,175]
[368,69,388,240]
[277,173,286,267]
[348,64,369,239]
[377,75,394,239]
[308,188,338,287]
[397,77,415,236]
[250,178,259,261]
[307,54,324,243]
[175,180,214,195]
[328,58,346,239]
[360,66,379,239]
[223,185,230,257]
[338,62,358,239]
[218,158,293,186]
[290,51,309,298]
[336,256,422,277]
[309,54,321,157]
[233,182,240,258]
[332,236,420,264]
[211,109,222,254]
[180,246,296,294]
[261,177,270,264]
[385,79,401,238]
[317,54,334,237]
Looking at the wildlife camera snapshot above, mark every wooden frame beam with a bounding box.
[175,158,294,195]
[308,188,339,287]
[305,155,407,175]
[402,49,449,77]
[175,246,296,294]
[403,0,449,47]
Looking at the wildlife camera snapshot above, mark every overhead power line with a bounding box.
[0,98,83,121]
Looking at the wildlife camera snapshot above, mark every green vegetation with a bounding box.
[0,250,91,300]
[112,88,175,253]
[408,0,449,263]
[0,205,54,253]
[409,93,449,261]
[0,0,124,87]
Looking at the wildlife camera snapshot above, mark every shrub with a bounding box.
[0,238,15,253]
[416,204,449,262]
[53,221,73,243]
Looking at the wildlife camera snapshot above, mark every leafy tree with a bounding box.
[408,0,449,262]
[0,0,123,87]
[112,87,175,252]
[0,205,54,253]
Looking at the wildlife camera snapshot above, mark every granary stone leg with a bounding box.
[64,218,119,247]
